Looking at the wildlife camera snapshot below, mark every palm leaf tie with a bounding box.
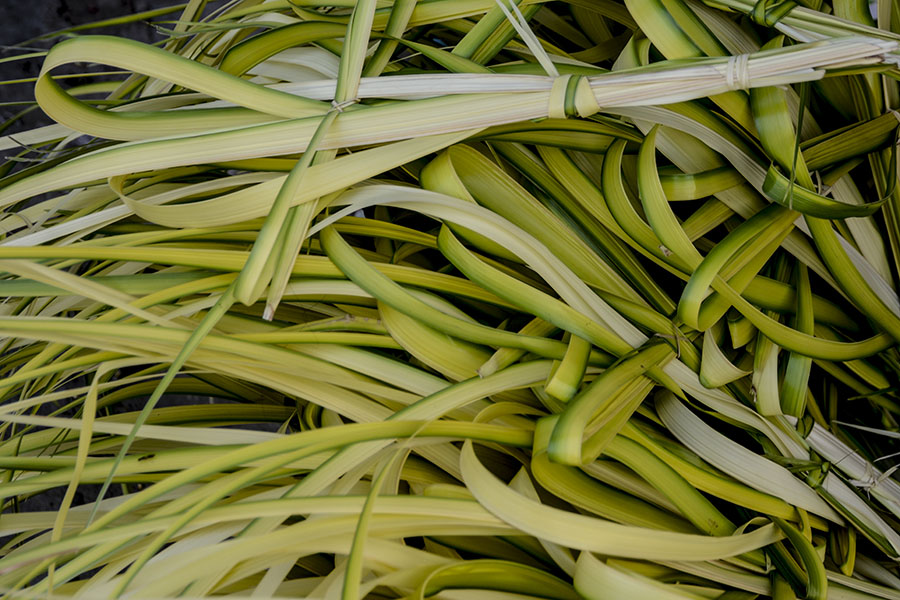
[725,53,752,91]
[549,75,601,119]
[751,0,799,26]
[331,99,359,113]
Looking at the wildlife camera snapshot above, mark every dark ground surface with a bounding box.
[0,0,163,47]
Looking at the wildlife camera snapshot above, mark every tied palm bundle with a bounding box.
[3,0,900,597]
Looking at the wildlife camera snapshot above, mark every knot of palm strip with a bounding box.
[750,0,798,27]
[331,98,358,113]
[548,74,600,119]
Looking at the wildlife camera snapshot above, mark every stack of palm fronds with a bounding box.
[2,0,900,597]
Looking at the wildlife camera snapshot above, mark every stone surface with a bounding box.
[1,0,171,134]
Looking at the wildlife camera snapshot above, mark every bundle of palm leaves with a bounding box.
[2,0,900,597]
